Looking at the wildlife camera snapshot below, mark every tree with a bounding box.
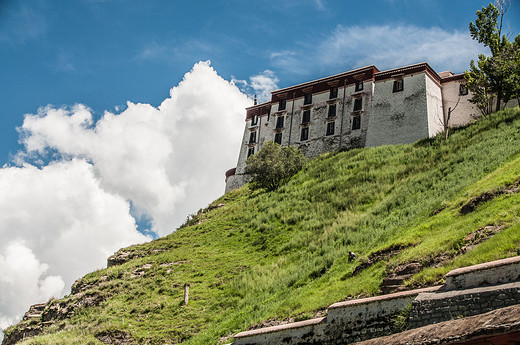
[465,1,520,114]
[245,141,306,191]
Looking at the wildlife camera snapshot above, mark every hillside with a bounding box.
[4,107,520,345]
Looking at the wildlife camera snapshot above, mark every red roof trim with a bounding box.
[375,62,441,83]
[440,73,465,83]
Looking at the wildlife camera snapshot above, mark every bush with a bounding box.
[245,141,306,191]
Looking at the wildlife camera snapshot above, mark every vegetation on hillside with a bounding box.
[5,108,520,345]
[245,141,306,191]
[465,1,520,113]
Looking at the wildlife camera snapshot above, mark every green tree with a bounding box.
[465,1,520,114]
[245,141,306,191]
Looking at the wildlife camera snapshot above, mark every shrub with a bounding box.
[245,141,306,191]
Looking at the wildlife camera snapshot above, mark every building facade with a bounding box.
[225,62,481,192]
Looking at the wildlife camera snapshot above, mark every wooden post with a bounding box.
[184,284,190,306]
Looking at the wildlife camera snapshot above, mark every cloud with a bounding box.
[0,159,147,335]
[233,70,279,103]
[0,61,251,338]
[271,24,487,75]
[17,61,251,237]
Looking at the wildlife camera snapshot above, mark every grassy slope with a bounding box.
[11,108,520,345]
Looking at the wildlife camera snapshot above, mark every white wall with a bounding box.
[365,73,429,147]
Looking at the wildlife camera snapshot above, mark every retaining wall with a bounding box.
[233,287,439,345]
[232,256,520,345]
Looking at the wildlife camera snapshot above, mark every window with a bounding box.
[302,110,311,124]
[329,87,338,99]
[278,98,286,111]
[393,79,404,92]
[355,80,363,92]
[353,98,362,112]
[300,127,309,141]
[328,104,336,118]
[249,131,257,144]
[459,84,468,96]
[247,147,255,157]
[276,116,284,129]
[352,115,361,130]
[326,121,335,136]
[274,132,282,145]
[304,93,312,105]
[251,115,258,126]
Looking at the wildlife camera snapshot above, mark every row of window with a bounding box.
[277,81,364,110]
[262,82,468,126]
[248,114,361,150]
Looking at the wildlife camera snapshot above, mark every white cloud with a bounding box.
[271,24,488,75]
[1,61,251,338]
[233,70,279,103]
[249,70,279,103]
[0,159,147,335]
[17,61,251,236]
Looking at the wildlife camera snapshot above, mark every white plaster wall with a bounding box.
[365,73,429,147]
[248,82,374,163]
[235,118,259,175]
[441,80,480,127]
[425,74,444,137]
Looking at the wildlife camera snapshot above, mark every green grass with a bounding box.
[8,107,520,345]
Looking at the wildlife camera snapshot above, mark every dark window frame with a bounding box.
[300,127,309,141]
[304,93,313,105]
[353,98,363,112]
[328,104,336,118]
[329,87,338,99]
[459,84,468,96]
[352,115,361,130]
[278,99,286,111]
[355,80,364,92]
[247,147,255,157]
[326,121,335,136]
[276,116,285,129]
[302,110,311,124]
[251,115,258,126]
[393,79,404,92]
[249,131,257,144]
[274,132,282,145]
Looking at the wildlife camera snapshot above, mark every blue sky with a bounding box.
[1,0,518,163]
[0,0,519,336]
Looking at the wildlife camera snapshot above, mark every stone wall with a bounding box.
[441,78,480,127]
[409,282,520,329]
[365,72,429,147]
[232,256,520,345]
[233,287,439,345]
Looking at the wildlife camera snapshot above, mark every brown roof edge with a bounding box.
[375,62,441,83]
[441,73,465,83]
[272,65,380,95]
[245,101,272,111]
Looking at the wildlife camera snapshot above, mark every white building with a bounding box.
[225,62,481,192]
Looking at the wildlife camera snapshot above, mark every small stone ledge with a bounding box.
[328,286,441,310]
[446,256,520,278]
[414,281,520,302]
[234,317,326,338]
[445,256,520,290]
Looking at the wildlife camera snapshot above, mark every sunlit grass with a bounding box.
[8,108,520,345]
